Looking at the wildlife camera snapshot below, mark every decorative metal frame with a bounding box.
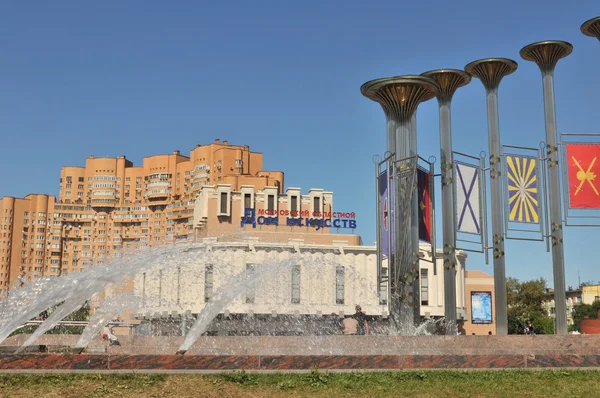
[374,152,437,309]
[501,144,547,242]
[415,156,437,266]
[452,150,488,263]
[559,133,600,226]
[374,151,395,305]
[390,154,419,304]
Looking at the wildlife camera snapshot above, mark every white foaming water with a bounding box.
[76,293,142,349]
[175,251,380,352]
[1,241,451,353]
[0,243,203,345]
[15,297,91,353]
[178,255,298,352]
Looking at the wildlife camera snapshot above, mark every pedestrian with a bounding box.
[342,315,359,335]
[354,305,370,335]
[524,320,535,335]
[323,313,340,335]
[102,328,121,346]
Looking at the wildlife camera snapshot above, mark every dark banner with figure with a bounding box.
[418,168,431,243]
[379,169,394,257]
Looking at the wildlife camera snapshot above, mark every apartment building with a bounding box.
[0,139,284,291]
[0,194,56,293]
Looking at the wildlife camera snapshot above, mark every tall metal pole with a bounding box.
[422,69,471,332]
[465,59,517,335]
[375,156,382,304]
[520,41,573,335]
[361,76,438,333]
[409,113,420,325]
[581,16,600,41]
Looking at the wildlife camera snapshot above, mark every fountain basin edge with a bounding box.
[0,335,599,370]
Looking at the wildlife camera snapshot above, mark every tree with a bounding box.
[570,300,600,332]
[47,301,91,334]
[9,301,91,336]
[506,277,555,335]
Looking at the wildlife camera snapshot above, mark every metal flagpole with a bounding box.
[387,155,393,314]
[520,41,573,335]
[374,155,383,302]
[421,69,471,332]
[581,17,600,41]
[409,113,420,326]
[465,59,517,335]
[361,76,438,333]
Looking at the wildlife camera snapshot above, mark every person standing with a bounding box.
[323,313,341,335]
[524,320,535,335]
[342,315,358,335]
[354,305,370,335]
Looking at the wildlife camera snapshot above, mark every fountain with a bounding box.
[0,240,597,370]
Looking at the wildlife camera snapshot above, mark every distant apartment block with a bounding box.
[0,139,288,292]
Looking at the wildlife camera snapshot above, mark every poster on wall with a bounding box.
[471,291,492,324]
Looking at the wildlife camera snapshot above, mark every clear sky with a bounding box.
[0,1,598,288]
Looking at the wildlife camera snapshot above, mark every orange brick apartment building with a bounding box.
[0,139,360,294]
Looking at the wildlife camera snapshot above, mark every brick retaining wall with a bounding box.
[0,335,599,370]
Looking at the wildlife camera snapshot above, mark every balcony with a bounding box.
[145,188,170,199]
[91,198,116,208]
[147,180,170,188]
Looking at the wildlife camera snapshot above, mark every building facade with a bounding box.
[0,194,56,291]
[463,271,496,335]
[545,284,600,326]
[132,240,473,336]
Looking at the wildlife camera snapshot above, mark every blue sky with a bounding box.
[0,1,598,288]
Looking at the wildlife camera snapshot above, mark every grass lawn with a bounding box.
[0,369,598,397]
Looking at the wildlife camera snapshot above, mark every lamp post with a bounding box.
[465,59,518,335]
[421,69,471,332]
[581,17,600,41]
[520,40,573,335]
[361,76,438,332]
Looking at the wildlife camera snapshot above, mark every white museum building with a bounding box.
[131,238,469,335]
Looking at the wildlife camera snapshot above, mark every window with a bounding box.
[291,265,301,304]
[205,264,213,302]
[290,196,298,213]
[158,269,163,306]
[421,268,429,306]
[335,266,345,304]
[380,267,388,305]
[142,273,146,306]
[245,263,256,303]
[220,192,228,215]
[244,193,252,209]
[267,195,275,211]
[313,196,320,214]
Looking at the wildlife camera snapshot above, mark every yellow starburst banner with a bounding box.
[506,155,540,223]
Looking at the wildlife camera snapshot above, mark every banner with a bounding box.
[379,170,394,257]
[417,168,431,243]
[455,163,481,234]
[505,155,540,223]
[471,291,493,324]
[565,143,600,208]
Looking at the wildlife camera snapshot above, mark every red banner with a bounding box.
[566,143,600,209]
[418,168,431,243]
